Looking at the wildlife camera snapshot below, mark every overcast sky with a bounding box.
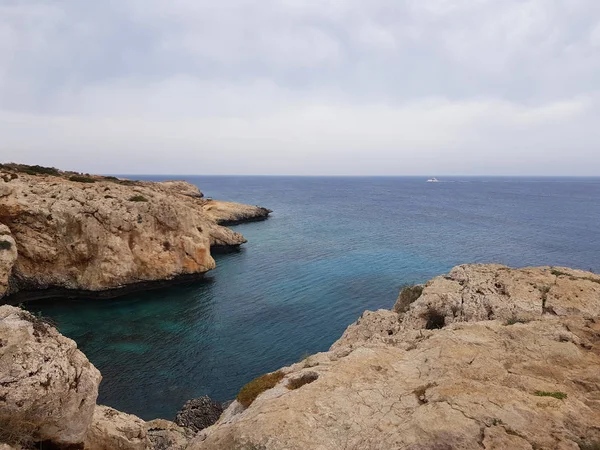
[1,0,599,175]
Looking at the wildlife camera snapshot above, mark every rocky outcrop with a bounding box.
[2,264,600,450]
[192,265,600,450]
[175,397,224,433]
[85,406,151,450]
[0,164,270,301]
[203,201,271,226]
[0,225,17,298]
[0,305,101,448]
[85,406,192,450]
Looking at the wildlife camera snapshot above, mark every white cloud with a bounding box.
[0,0,599,175]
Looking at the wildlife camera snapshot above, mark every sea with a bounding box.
[26,176,600,420]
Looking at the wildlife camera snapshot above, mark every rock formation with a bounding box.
[2,264,600,449]
[0,305,101,447]
[85,406,192,450]
[175,397,224,433]
[202,201,271,226]
[0,225,17,298]
[192,265,600,450]
[0,164,270,301]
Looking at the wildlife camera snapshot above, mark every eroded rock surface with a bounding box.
[0,305,101,447]
[85,406,151,450]
[0,225,17,298]
[0,166,269,300]
[192,265,600,450]
[203,201,271,225]
[175,397,224,433]
[2,264,599,450]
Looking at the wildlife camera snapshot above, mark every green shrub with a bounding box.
[129,195,148,202]
[534,391,567,400]
[550,268,570,277]
[69,175,96,183]
[237,371,284,408]
[0,240,11,250]
[19,164,60,176]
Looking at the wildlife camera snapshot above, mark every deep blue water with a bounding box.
[27,176,600,420]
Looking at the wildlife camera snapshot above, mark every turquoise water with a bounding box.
[26,176,600,420]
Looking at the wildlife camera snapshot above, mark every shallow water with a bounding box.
[27,176,600,420]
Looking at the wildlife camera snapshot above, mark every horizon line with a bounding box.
[111,173,600,178]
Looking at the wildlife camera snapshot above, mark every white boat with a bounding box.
[426,178,439,183]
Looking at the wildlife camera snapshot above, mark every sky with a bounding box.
[0,0,599,176]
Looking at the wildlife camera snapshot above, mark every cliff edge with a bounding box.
[0,164,270,300]
[193,264,600,450]
[1,264,599,449]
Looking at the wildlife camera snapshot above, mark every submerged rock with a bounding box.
[175,396,224,433]
[0,305,101,448]
[0,165,270,301]
[192,265,600,450]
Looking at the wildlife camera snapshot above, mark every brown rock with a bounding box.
[84,406,192,450]
[191,265,600,450]
[146,419,192,450]
[0,305,101,447]
[203,200,271,225]
[0,225,17,298]
[0,167,269,300]
[85,406,150,450]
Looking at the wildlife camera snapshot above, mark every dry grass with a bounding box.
[237,371,285,408]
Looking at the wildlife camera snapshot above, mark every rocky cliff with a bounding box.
[1,264,599,449]
[193,265,600,450]
[0,164,270,301]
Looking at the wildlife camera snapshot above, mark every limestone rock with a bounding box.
[85,406,192,450]
[0,166,269,300]
[0,225,17,298]
[191,265,600,450]
[396,264,600,332]
[146,419,193,450]
[85,406,151,450]
[203,201,271,225]
[0,305,101,447]
[175,396,223,433]
[0,444,18,450]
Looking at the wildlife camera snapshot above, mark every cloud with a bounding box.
[0,0,599,175]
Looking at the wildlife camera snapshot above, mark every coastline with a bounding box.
[2,264,599,449]
[0,164,270,303]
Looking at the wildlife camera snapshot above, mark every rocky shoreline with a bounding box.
[0,164,270,302]
[1,264,599,449]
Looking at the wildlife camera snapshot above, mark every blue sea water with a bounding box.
[26,176,600,420]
